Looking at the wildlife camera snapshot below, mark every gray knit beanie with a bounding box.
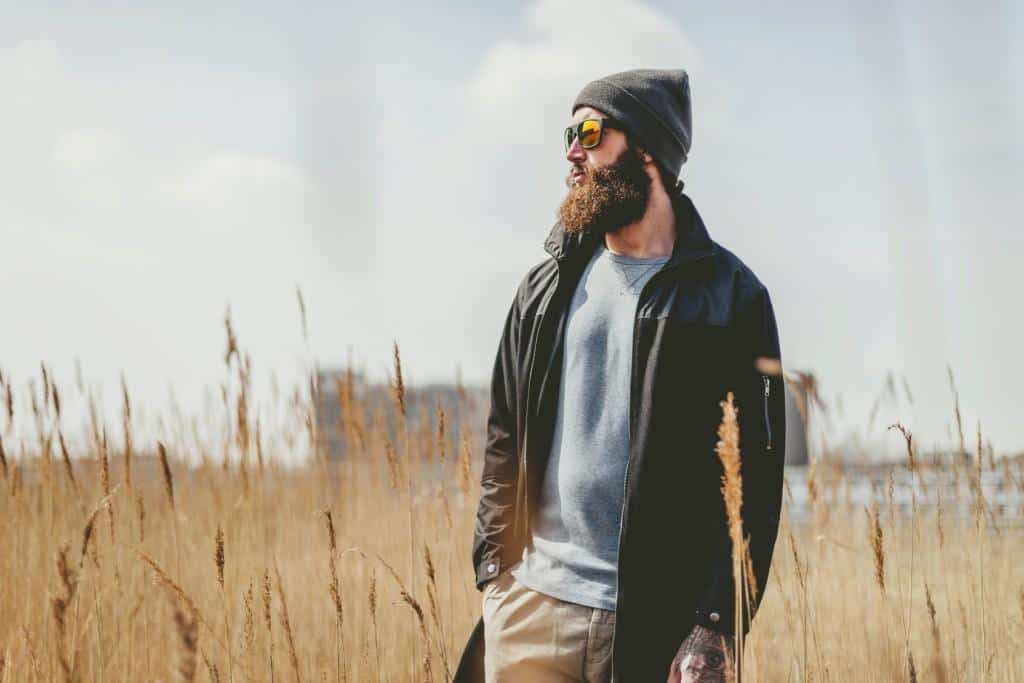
[572,68,692,187]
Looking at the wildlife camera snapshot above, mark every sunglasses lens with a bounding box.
[564,127,574,152]
[579,119,601,148]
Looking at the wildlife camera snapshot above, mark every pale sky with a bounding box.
[2,1,1021,457]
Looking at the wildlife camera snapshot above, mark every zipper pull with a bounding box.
[762,375,773,451]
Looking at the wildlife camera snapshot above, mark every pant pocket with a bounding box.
[482,569,513,611]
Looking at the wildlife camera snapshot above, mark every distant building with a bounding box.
[315,367,485,460]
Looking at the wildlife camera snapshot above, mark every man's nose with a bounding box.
[565,135,586,163]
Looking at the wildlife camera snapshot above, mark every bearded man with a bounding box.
[454,68,786,683]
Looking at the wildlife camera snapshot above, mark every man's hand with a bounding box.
[666,624,735,683]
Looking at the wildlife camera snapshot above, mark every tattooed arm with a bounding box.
[666,624,735,683]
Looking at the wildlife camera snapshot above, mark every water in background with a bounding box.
[782,460,1024,526]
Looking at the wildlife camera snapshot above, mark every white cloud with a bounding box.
[465,0,704,138]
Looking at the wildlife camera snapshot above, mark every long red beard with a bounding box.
[557,144,652,237]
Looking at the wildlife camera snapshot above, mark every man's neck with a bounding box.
[604,186,676,259]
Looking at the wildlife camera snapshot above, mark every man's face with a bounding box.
[558,106,653,237]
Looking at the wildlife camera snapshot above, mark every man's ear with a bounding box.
[633,141,653,164]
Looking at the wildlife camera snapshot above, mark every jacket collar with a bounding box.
[542,187,717,274]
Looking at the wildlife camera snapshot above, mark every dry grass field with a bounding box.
[0,330,1022,682]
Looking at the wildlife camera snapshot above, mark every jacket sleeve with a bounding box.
[470,288,523,590]
[693,284,786,636]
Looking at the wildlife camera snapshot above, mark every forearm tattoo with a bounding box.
[668,624,736,683]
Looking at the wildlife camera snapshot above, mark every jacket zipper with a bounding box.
[762,374,773,451]
[520,269,562,544]
[609,304,640,682]
[610,266,667,679]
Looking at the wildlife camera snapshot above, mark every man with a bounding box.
[454,68,786,682]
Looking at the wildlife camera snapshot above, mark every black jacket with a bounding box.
[454,188,786,682]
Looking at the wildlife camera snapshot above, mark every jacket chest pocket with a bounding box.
[657,318,731,384]
[640,318,733,428]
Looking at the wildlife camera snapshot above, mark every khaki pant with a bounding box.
[482,565,616,682]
